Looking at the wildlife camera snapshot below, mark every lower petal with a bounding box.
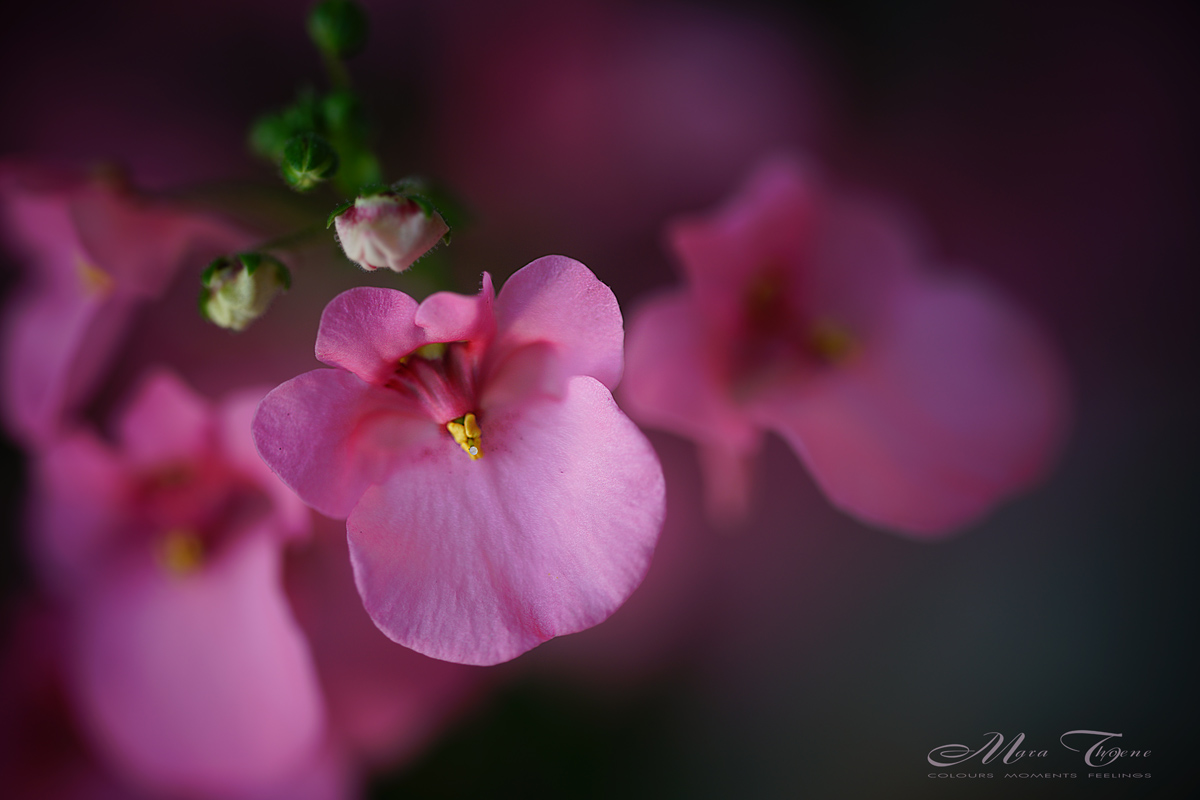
[759,279,1070,536]
[348,376,665,666]
[71,529,324,796]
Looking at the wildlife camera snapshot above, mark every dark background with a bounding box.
[1,1,1197,797]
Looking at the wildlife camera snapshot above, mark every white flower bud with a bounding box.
[333,193,449,273]
[200,254,290,331]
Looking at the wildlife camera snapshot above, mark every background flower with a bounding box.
[623,155,1071,534]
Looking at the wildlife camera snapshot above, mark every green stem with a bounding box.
[321,50,352,91]
[253,222,330,254]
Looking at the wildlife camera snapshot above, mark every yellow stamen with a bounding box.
[159,529,204,575]
[414,341,447,360]
[399,341,449,367]
[446,412,483,460]
[808,319,856,363]
[76,255,114,297]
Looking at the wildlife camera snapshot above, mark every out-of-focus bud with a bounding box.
[281,133,339,192]
[321,89,382,192]
[329,189,450,273]
[308,0,369,59]
[200,253,291,331]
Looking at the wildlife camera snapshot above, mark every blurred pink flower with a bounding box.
[31,370,324,797]
[622,155,1071,535]
[254,255,665,665]
[0,161,250,444]
[333,194,449,273]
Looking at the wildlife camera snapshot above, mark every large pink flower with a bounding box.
[622,155,1071,536]
[253,255,665,666]
[0,161,249,444]
[31,369,323,797]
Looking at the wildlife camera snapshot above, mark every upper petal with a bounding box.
[71,528,324,797]
[413,272,496,344]
[117,369,214,468]
[667,154,818,327]
[0,287,131,443]
[0,164,82,290]
[758,278,1071,536]
[803,195,921,339]
[253,368,437,519]
[491,256,624,392]
[347,376,665,665]
[70,185,251,298]
[315,287,424,384]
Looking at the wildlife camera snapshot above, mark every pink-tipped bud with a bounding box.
[332,193,449,273]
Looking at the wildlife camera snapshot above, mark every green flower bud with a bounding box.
[248,112,295,162]
[200,253,291,331]
[322,89,368,138]
[308,0,369,59]
[281,133,339,192]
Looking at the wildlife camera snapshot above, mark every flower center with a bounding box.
[159,529,205,576]
[135,459,270,574]
[388,341,485,460]
[75,253,113,297]
[731,268,858,395]
[446,412,483,460]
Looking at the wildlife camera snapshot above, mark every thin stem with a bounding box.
[321,50,352,91]
[253,222,330,254]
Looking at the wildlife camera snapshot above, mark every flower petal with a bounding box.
[70,186,250,298]
[31,431,128,591]
[667,154,818,327]
[0,165,81,290]
[220,387,311,539]
[1,287,132,443]
[71,528,324,797]
[347,376,665,665]
[314,287,424,384]
[413,272,496,344]
[759,279,1070,535]
[253,369,436,519]
[621,290,760,451]
[117,369,214,468]
[491,255,624,391]
[804,195,920,338]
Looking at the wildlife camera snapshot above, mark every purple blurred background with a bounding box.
[1,0,1197,797]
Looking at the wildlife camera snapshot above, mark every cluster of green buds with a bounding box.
[200,253,291,331]
[248,0,380,195]
[208,0,464,332]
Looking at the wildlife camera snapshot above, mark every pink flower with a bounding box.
[253,255,665,665]
[622,155,1071,535]
[31,369,323,797]
[0,161,250,444]
[332,193,449,273]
